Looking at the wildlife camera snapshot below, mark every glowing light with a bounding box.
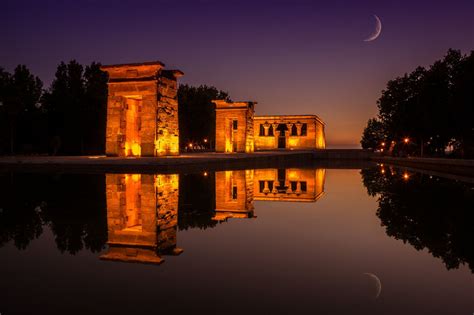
[404,137,409,144]
[188,143,193,148]
[203,172,208,176]
[381,142,386,147]
[403,172,409,180]
[203,139,208,143]
[381,168,385,174]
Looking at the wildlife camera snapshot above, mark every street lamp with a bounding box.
[403,137,409,144]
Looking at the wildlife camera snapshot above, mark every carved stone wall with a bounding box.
[214,170,254,220]
[155,174,180,253]
[101,62,183,157]
[214,100,255,153]
[254,115,325,150]
[100,173,181,264]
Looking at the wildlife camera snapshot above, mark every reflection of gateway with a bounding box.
[254,169,325,202]
[213,168,325,221]
[101,169,326,265]
[100,174,182,265]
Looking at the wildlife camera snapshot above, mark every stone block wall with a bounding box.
[155,174,179,253]
[101,62,183,157]
[156,71,182,156]
[215,170,254,214]
[254,115,326,150]
[214,100,255,153]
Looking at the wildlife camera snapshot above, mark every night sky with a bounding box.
[2,0,474,147]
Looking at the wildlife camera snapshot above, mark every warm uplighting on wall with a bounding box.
[288,138,299,147]
[125,141,141,157]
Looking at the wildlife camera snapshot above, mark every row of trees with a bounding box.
[0,62,229,155]
[361,166,474,272]
[361,49,474,158]
[178,84,230,150]
[0,61,108,155]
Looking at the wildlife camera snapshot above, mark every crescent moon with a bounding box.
[364,15,382,42]
[364,273,382,299]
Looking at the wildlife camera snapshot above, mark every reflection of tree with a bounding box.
[178,173,218,230]
[0,174,44,249]
[361,167,474,272]
[40,174,107,254]
[0,173,107,254]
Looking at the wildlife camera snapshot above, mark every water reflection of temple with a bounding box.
[101,168,325,264]
[213,169,325,221]
[100,174,182,265]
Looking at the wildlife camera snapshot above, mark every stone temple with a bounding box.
[214,100,325,153]
[101,61,183,157]
[101,61,325,156]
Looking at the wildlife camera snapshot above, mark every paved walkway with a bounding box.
[0,149,374,173]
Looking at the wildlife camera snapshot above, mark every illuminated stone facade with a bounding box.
[254,115,325,150]
[214,168,325,221]
[253,168,325,202]
[100,173,181,265]
[100,168,325,264]
[101,61,183,157]
[214,101,325,152]
[214,170,255,220]
[214,100,255,153]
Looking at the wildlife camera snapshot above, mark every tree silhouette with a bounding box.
[0,65,43,154]
[363,49,474,158]
[178,84,230,150]
[360,118,385,150]
[361,167,474,272]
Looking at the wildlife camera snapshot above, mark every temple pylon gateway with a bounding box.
[101,61,183,157]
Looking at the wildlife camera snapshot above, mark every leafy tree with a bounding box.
[451,51,474,158]
[366,48,474,158]
[45,60,107,155]
[360,118,385,150]
[361,167,474,272]
[0,65,43,154]
[83,62,108,154]
[0,68,11,154]
[178,84,230,149]
[47,60,85,154]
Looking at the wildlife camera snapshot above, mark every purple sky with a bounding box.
[2,0,474,146]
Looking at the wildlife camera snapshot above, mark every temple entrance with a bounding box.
[277,124,288,149]
[124,97,142,157]
[278,136,286,149]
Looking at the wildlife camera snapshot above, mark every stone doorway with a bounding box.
[124,97,142,157]
[276,124,288,149]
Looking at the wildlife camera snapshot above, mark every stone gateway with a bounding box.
[101,61,183,157]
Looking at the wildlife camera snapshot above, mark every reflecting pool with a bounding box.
[0,166,472,314]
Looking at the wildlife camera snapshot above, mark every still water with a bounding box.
[0,166,472,314]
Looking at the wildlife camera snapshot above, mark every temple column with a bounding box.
[263,123,270,136]
[286,123,294,135]
[295,123,303,136]
[263,181,270,194]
